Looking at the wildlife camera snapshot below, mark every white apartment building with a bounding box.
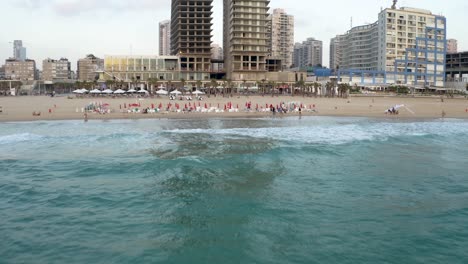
[329,35,345,71]
[269,9,294,70]
[334,6,447,87]
[42,58,71,81]
[159,20,171,56]
[224,0,270,81]
[293,38,323,68]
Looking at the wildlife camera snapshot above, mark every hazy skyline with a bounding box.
[1,0,466,71]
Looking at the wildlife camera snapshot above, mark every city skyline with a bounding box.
[1,0,466,71]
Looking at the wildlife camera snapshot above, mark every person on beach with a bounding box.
[84,112,88,122]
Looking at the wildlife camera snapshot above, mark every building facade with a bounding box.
[104,55,180,82]
[329,35,345,71]
[4,59,36,81]
[170,0,213,80]
[293,38,323,68]
[77,54,104,81]
[269,9,294,70]
[42,58,72,81]
[224,0,270,81]
[447,39,458,54]
[13,40,27,61]
[159,20,171,56]
[0,65,5,80]
[446,51,468,81]
[336,6,447,87]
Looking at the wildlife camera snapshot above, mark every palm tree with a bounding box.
[295,80,305,97]
[180,78,186,91]
[210,79,218,95]
[196,80,202,93]
[313,82,320,97]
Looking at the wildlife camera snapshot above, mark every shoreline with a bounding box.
[1,95,468,123]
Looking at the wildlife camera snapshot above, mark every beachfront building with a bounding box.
[170,0,213,81]
[223,0,270,81]
[447,39,458,54]
[329,35,345,72]
[211,44,224,72]
[42,58,72,82]
[4,59,36,81]
[159,20,171,56]
[77,54,104,82]
[446,51,468,81]
[103,55,180,83]
[269,9,294,70]
[0,65,5,80]
[336,5,447,87]
[293,38,323,68]
[13,40,27,61]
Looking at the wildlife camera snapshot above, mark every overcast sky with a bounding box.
[1,0,466,70]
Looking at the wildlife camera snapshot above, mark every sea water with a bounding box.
[1,117,468,263]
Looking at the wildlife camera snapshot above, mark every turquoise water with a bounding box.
[1,117,468,263]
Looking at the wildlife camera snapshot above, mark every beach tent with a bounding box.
[170,90,182,95]
[90,89,102,94]
[102,89,114,94]
[113,89,126,94]
[192,90,205,95]
[156,89,168,95]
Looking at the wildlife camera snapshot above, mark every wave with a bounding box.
[0,133,43,145]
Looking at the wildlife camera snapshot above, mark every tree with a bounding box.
[180,78,186,90]
[210,79,218,95]
[295,80,305,97]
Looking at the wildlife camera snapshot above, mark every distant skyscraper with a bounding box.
[171,0,213,78]
[293,38,323,68]
[329,35,345,71]
[447,39,458,54]
[224,0,270,80]
[159,20,171,56]
[269,9,294,69]
[13,40,27,61]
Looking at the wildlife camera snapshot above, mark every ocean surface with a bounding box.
[1,117,468,263]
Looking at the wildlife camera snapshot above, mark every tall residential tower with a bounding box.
[171,0,213,80]
[159,20,171,56]
[224,0,270,80]
[269,9,294,70]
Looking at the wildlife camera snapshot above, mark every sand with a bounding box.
[1,95,468,122]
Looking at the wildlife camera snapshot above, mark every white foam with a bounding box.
[0,133,43,145]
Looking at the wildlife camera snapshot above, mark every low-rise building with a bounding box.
[77,54,104,81]
[447,39,458,54]
[4,59,36,81]
[42,58,72,81]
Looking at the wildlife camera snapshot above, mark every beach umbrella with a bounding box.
[127,88,137,93]
[80,89,89,93]
[192,90,205,95]
[102,89,114,94]
[73,89,83,94]
[90,89,101,94]
[138,89,149,94]
[156,89,168,95]
[170,90,182,95]
[114,89,126,94]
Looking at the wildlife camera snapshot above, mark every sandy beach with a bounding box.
[1,95,468,122]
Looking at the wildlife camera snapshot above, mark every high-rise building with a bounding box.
[293,38,323,68]
[4,59,36,81]
[42,58,72,81]
[159,20,171,56]
[447,39,458,54]
[224,0,270,80]
[13,40,27,61]
[0,65,5,80]
[77,54,104,81]
[329,35,345,71]
[336,6,447,87]
[269,9,294,70]
[170,0,213,80]
[211,44,223,60]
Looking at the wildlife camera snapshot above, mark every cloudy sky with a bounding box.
[1,0,466,70]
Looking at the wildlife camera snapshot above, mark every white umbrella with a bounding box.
[127,89,137,93]
[137,89,149,94]
[156,89,168,95]
[90,89,101,94]
[73,89,83,94]
[113,89,126,94]
[170,90,182,95]
[192,90,205,95]
[102,89,114,94]
[80,89,89,93]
